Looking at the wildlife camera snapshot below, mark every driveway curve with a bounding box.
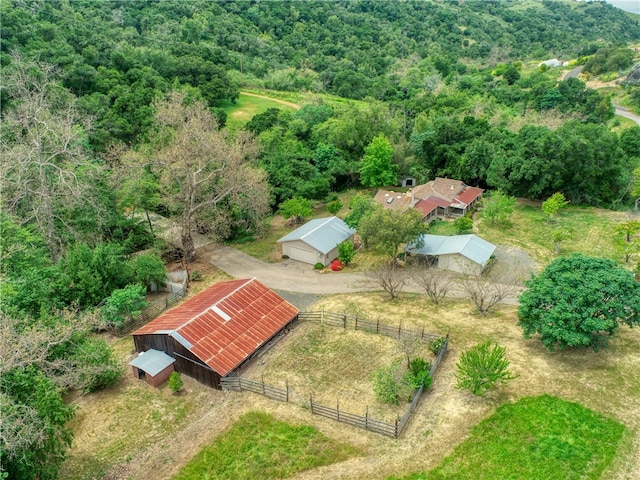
[209,245,373,294]
[208,245,522,305]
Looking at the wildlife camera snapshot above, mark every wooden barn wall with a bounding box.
[171,339,221,389]
[133,334,222,389]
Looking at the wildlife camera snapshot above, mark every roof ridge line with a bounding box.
[300,216,335,240]
[176,278,255,332]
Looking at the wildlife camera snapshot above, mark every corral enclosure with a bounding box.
[241,319,441,421]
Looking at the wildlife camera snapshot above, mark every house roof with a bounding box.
[277,217,355,254]
[412,178,466,202]
[373,190,412,211]
[455,186,484,206]
[414,196,448,217]
[133,278,299,377]
[129,349,176,377]
[406,234,496,267]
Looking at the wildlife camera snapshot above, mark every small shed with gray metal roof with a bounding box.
[406,234,496,276]
[129,349,176,387]
[277,216,355,266]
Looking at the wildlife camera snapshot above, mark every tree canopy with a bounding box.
[518,254,640,350]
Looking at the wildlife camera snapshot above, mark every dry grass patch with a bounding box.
[60,337,220,480]
[243,321,435,421]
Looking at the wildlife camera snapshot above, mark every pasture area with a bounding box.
[240,320,439,422]
[60,291,640,480]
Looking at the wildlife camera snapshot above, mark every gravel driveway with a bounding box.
[208,244,531,307]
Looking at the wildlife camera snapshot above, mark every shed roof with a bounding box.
[277,217,355,254]
[129,349,176,377]
[406,234,496,267]
[133,278,299,377]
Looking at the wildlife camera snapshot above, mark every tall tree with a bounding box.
[151,92,270,264]
[359,134,398,187]
[518,254,640,351]
[0,55,101,261]
[479,190,516,226]
[359,207,427,259]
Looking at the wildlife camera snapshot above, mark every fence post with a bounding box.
[286,379,289,403]
[365,406,369,430]
[421,325,425,338]
[395,417,399,438]
[337,399,340,421]
[165,297,169,309]
[262,374,266,395]
[398,319,402,338]
[355,315,358,331]
[376,317,380,333]
[343,313,347,329]
[310,394,314,414]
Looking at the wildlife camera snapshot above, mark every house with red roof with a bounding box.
[373,178,484,221]
[132,278,299,389]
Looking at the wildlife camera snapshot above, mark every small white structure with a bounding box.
[406,234,496,276]
[538,58,562,68]
[277,217,355,266]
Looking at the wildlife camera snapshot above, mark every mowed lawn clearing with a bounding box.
[221,92,298,130]
[389,395,625,480]
[173,411,361,480]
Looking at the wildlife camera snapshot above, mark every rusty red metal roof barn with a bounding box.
[133,278,299,378]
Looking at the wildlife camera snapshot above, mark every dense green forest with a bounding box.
[1,1,640,478]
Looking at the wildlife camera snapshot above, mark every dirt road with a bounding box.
[208,245,524,305]
[240,91,301,110]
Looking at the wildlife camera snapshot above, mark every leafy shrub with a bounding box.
[337,241,355,266]
[101,284,150,328]
[327,199,343,215]
[169,371,183,393]
[454,216,473,233]
[429,336,447,356]
[405,357,433,393]
[455,341,517,396]
[372,359,430,404]
[314,262,324,270]
[372,362,407,405]
[330,259,344,271]
[190,270,202,281]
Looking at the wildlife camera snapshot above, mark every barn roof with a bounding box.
[277,217,355,254]
[406,234,496,267]
[129,349,176,376]
[132,278,299,377]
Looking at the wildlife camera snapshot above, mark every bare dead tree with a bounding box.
[364,261,409,299]
[150,91,270,264]
[461,270,523,314]
[412,267,453,305]
[0,53,99,261]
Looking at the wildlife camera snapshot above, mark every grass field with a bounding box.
[60,290,640,480]
[173,411,361,480]
[389,395,625,480]
[221,92,299,130]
